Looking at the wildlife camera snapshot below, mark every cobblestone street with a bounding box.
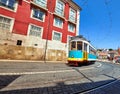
[0,61,120,94]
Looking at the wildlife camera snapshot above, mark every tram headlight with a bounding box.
[72,55,74,58]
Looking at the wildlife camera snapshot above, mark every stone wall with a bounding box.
[0,44,67,61]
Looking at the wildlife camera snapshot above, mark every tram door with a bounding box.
[83,43,88,60]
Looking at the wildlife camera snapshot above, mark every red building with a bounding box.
[0,0,81,61]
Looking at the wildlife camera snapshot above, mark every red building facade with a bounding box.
[0,0,81,61]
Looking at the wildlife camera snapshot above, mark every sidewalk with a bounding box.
[0,60,70,75]
[97,59,112,63]
[0,59,67,63]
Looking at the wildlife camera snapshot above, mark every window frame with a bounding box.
[53,17,63,28]
[28,24,43,38]
[89,46,96,55]
[0,14,14,32]
[34,0,47,8]
[31,8,45,22]
[70,41,76,50]
[0,0,18,12]
[68,23,75,32]
[77,41,82,50]
[84,43,88,52]
[52,31,62,41]
[69,8,76,23]
[55,0,65,17]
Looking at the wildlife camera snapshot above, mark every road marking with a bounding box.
[0,67,94,76]
[78,67,94,71]
[96,63,102,68]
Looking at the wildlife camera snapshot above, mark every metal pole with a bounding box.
[44,1,52,63]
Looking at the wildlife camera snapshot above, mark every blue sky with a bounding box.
[73,0,120,49]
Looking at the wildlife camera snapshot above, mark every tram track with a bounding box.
[73,65,120,94]
[0,75,98,91]
[0,63,101,89]
[0,69,117,93]
[71,66,118,94]
[74,79,118,94]
[85,80,119,94]
[0,62,120,94]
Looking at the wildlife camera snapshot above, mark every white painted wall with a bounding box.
[76,10,80,35]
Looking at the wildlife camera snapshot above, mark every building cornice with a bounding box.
[67,0,82,11]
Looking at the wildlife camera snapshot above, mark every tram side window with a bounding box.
[71,41,76,50]
[89,46,96,55]
[77,41,82,50]
[84,43,87,52]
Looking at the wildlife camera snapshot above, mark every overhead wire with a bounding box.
[74,0,90,40]
[102,0,112,40]
[90,0,113,48]
[81,0,89,6]
[75,0,113,48]
[73,0,113,49]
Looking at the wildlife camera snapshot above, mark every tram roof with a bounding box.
[70,35,90,42]
[70,35,96,50]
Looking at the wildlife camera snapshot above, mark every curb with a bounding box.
[0,59,67,63]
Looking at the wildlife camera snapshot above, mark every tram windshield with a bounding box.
[70,41,82,50]
[71,41,76,50]
[77,41,82,50]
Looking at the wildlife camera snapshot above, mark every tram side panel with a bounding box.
[68,50,84,62]
[88,53,97,62]
[88,46,97,62]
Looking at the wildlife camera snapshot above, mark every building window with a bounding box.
[32,8,45,21]
[29,25,42,37]
[34,0,47,8]
[54,17,63,28]
[0,16,12,31]
[0,0,16,10]
[69,8,76,23]
[17,40,22,46]
[55,0,64,17]
[68,23,75,32]
[53,31,62,41]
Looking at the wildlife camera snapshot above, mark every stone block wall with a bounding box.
[0,44,67,61]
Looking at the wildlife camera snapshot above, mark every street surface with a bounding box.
[0,61,120,94]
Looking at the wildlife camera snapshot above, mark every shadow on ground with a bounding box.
[0,76,118,94]
[0,75,20,89]
[66,62,95,67]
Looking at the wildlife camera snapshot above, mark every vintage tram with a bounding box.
[68,35,97,66]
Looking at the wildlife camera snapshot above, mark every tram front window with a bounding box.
[77,41,82,50]
[71,41,76,50]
